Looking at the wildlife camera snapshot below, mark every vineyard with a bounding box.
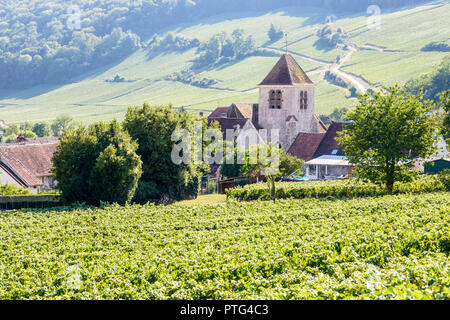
[0,192,449,299]
[226,175,447,201]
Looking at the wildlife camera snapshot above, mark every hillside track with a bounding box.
[267,45,372,93]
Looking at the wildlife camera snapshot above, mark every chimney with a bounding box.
[17,134,26,143]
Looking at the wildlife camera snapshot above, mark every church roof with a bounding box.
[259,54,313,86]
[209,103,260,129]
[232,103,254,120]
[208,106,230,119]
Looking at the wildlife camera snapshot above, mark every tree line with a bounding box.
[193,29,260,69]
[0,114,76,142]
[52,105,212,206]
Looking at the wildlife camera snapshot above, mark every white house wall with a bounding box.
[0,167,40,194]
[0,167,24,188]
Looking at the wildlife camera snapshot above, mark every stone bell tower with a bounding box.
[257,54,318,151]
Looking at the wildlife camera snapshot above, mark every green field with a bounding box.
[0,2,449,124]
[0,192,449,299]
[342,50,449,87]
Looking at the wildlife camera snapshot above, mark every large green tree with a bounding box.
[123,104,207,203]
[338,86,439,194]
[52,120,142,205]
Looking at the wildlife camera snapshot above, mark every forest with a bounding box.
[0,0,427,89]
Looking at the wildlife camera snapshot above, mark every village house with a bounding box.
[0,136,59,194]
[208,53,354,179]
[296,121,354,180]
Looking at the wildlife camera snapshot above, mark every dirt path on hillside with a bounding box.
[331,45,371,93]
[266,47,333,65]
[265,44,372,93]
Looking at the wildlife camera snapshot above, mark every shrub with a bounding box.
[22,130,37,139]
[421,42,450,52]
[52,120,142,205]
[325,71,348,88]
[0,183,32,195]
[32,122,51,137]
[268,24,284,41]
[226,175,445,201]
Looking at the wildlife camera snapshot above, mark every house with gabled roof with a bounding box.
[304,121,354,179]
[0,137,59,193]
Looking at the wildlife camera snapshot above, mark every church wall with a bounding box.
[258,84,316,150]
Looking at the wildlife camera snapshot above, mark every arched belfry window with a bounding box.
[269,90,282,109]
[300,91,308,109]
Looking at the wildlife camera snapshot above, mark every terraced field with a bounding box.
[0,1,448,123]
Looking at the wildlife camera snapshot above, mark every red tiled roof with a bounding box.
[313,121,351,158]
[208,118,251,136]
[0,141,58,187]
[208,106,230,119]
[232,103,254,119]
[260,54,313,86]
[288,133,326,161]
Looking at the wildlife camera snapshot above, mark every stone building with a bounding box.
[209,53,326,152]
[257,53,326,150]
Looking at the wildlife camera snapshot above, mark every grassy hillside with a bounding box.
[0,1,448,124]
[340,2,450,86]
[1,192,449,299]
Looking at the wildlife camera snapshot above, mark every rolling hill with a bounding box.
[0,1,449,124]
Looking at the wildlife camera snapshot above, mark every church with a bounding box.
[208,53,353,179]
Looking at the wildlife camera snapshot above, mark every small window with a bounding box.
[300,91,308,109]
[269,90,282,109]
[331,149,339,155]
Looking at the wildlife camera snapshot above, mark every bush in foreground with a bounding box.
[52,120,142,205]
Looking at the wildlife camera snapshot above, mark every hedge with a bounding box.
[226,175,446,201]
